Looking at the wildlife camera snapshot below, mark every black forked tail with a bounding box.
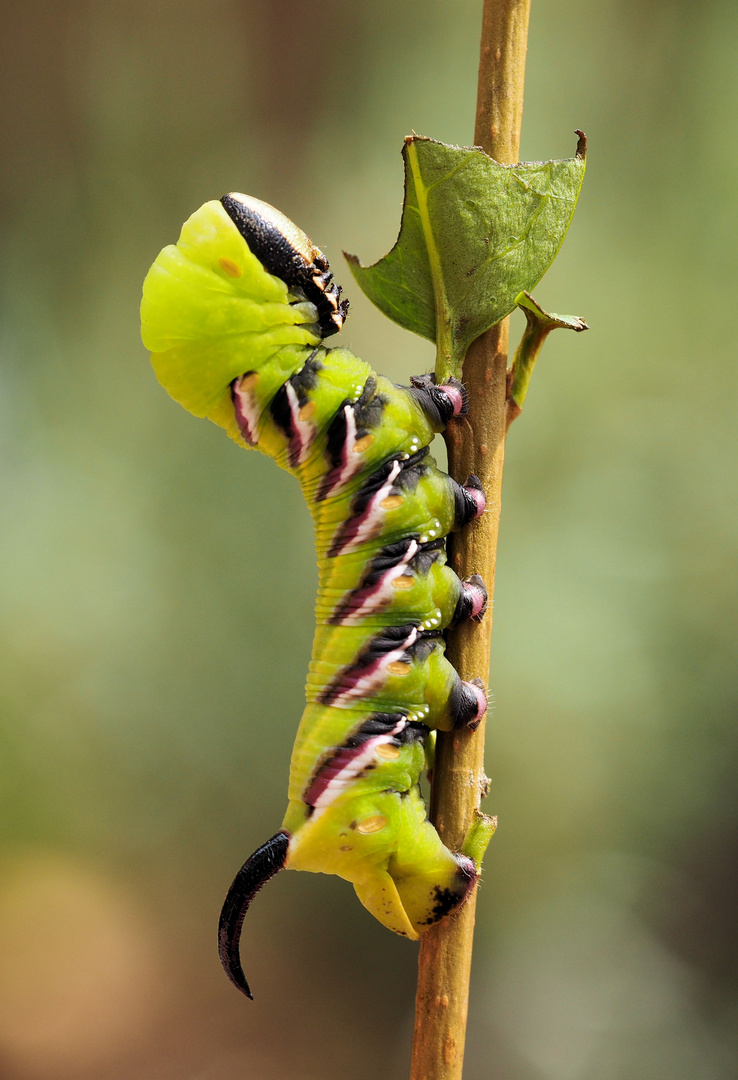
[218,830,290,999]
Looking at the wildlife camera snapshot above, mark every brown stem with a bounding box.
[409,2,531,1078]
[474,0,531,162]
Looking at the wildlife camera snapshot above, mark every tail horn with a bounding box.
[218,830,290,999]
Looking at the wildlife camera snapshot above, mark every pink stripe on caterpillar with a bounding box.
[320,404,363,499]
[305,718,407,809]
[333,540,419,625]
[285,381,317,466]
[329,459,402,557]
[231,373,261,445]
[324,625,417,708]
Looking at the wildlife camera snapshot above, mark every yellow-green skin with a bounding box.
[141,198,484,940]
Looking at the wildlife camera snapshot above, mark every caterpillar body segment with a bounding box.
[141,193,491,999]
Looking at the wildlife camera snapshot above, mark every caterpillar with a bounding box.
[140,194,491,999]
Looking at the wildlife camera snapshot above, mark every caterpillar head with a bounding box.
[221,193,349,338]
[141,196,338,421]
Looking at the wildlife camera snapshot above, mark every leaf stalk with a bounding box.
[507,291,588,426]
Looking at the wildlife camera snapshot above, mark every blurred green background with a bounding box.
[1,1,737,1077]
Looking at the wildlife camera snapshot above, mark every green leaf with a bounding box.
[344,134,586,381]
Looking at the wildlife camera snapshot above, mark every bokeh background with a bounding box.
[2,1,737,1077]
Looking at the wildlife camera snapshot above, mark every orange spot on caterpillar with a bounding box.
[219,257,242,277]
[387,661,411,676]
[375,744,401,761]
[353,434,374,453]
[356,815,388,834]
[391,575,414,590]
[381,495,403,510]
[299,400,316,421]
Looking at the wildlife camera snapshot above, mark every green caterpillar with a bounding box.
[141,194,491,999]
